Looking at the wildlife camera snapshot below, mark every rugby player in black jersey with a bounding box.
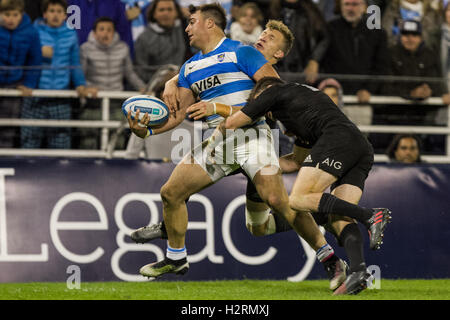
[219,77,392,295]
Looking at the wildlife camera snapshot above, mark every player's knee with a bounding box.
[265,193,285,212]
[160,183,183,207]
[288,194,300,210]
[288,194,307,211]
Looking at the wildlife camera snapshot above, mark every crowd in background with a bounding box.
[0,0,448,162]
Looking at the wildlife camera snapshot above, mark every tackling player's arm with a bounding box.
[279,145,310,173]
[127,87,195,139]
[252,62,279,81]
[204,111,253,154]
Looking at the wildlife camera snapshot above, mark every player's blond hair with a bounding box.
[265,20,294,57]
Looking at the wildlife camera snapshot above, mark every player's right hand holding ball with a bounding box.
[127,109,150,139]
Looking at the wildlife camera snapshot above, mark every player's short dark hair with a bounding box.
[93,17,115,31]
[0,0,25,12]
[386,133,423,162]
[41,0,68,13]
[248,77,285,102]
[189,3,227,31]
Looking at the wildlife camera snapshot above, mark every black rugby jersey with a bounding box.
[241,82,360,148]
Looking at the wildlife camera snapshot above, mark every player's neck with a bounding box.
[201,33,226,54]
[267,57,278,65]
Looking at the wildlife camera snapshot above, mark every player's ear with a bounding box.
[206,17,215,29]
[274,50,284,60]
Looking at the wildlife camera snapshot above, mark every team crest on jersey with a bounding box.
[217,53,225,62]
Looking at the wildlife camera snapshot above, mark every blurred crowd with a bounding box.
[0,0,449,161]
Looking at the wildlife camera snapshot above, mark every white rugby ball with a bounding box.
[122,95,169,127]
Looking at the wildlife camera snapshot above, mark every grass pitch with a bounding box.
[0,279,449,300]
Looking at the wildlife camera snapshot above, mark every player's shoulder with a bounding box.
[221,38,259,55]
[180,51,202,72]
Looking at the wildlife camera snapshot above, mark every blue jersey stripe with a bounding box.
[199,80,255,101]
[187,62,242,85]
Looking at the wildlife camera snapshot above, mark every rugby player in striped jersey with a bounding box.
[127,3,346,291]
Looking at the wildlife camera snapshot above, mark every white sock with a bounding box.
[265,214,276,235]
[316,243,335,263]
[166,243,187,261]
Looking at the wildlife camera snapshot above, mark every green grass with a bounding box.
[0,279,449,300]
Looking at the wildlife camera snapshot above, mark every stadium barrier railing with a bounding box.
[0,73,449,162]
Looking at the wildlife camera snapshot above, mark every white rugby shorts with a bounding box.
[185,121,280,182]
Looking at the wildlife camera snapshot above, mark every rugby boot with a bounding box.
[367,208,392,250]
[131,221,168,243]
[324,258,348,291]
[140,257,189,279]
[333,270,372,295]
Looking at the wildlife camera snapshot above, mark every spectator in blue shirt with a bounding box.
[21,0,95,149]
[0,0,42,147]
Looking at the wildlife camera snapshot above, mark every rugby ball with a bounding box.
[122,95,169,127]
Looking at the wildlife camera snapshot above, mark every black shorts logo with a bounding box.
[321,158,343,170]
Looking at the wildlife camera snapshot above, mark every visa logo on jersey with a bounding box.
[193,75,222,93]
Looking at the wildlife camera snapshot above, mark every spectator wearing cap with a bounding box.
[386,133,423,163]
[383,19,447,101]
[382,0,443,51]
[379,19,448,155]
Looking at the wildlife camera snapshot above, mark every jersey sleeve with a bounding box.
[241,86,275,121]
[177,63,190,89]
[235,45,268,78]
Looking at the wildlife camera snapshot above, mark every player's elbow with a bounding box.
[224,117,237,130]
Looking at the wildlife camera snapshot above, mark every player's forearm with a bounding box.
[214,103,241,118]
[150,111,185,136]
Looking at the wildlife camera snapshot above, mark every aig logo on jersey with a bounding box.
[322,158,343,170]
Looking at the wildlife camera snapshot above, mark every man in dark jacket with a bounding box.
[322,0,389,104]
[384,19,446,100]
[270,0,329,84]
[377,20,448,155]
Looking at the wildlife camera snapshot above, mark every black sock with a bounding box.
[338,223,366,273]
[318,193,372,226]
[272,212,293,233]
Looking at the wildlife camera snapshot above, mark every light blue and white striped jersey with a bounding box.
[178,37,267,127]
